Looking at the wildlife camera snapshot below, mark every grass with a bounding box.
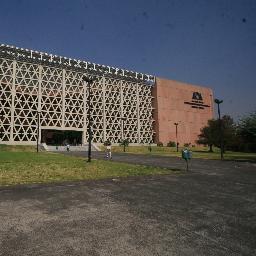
[1,144,254,186]
[110,146,256,162]
[0,151,176,186]
[0,144,37,152]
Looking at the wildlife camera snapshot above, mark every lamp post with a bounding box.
[83,76,94,162]
[174,122,179,152]
[214,99,224,160]
[37,110,41,153]
[121,117,126,152]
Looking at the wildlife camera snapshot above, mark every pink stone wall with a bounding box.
[153,78,214,146]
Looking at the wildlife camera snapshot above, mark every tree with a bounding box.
[237,112,256,152]
[119,139,129,152]
[197,119,218,152]
[167,141,176,147]
[221,115,237,151]
[197,115,236,152]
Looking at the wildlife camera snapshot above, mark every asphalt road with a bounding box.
[0,152,256,255]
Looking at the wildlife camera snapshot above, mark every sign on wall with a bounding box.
[184,92,210,109]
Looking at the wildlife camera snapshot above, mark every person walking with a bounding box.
[106,141,112,160]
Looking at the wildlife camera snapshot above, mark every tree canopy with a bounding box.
[197,115,236,152]
[237,112,256,152]
[197,112,256,153]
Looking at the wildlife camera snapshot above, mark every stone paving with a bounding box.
[0,152,256,255]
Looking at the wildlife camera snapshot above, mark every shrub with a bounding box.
[184,143,191,147]
[167,141,176,147]
[157,142,163,147]
[119,139,129,147]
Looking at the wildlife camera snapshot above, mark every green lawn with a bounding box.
[0,151,176,186]
[1,144,254,186]
[111,146,256,162]
[0,144,37,152]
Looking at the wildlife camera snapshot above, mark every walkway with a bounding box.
[1,151,255,255]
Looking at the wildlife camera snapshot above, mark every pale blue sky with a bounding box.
[0,0,255,119]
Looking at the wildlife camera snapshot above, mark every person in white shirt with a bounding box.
[106,143,112,159]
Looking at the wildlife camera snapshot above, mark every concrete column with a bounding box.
[120,80,124,140]
[102,76,106,142]
[10,60,17,142]
[136,83,141,143]
[82,130,86,145]
[61,69,66,128]
[38,65,42,143]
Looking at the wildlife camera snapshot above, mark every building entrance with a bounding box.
[41,129,82,146]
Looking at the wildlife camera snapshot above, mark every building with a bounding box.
[0,44,213,146]
[153,78,214,146]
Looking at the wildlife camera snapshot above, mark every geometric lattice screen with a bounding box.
[13,62,39,142]
[0,57,154,145]
[0,58,13,142]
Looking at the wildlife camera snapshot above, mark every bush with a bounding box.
[119,139,129,147]
[184,143,191,147]
[167,141,176,147]
[157,142,163,147]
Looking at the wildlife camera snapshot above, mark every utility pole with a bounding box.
[214,99,224,160]
[83,76,94,162]
[121,117,126,152]
[174,122,179,152]
[37,111,41,153]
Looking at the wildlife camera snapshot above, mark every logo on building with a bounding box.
[184,92,210,109]
[192,92,203,101]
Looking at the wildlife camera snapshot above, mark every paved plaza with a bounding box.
[0,153,256,255]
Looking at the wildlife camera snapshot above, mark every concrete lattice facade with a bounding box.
[0,44,214,147]
[0,45,154,145]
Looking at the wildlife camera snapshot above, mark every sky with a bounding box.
[0,0,255,120]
